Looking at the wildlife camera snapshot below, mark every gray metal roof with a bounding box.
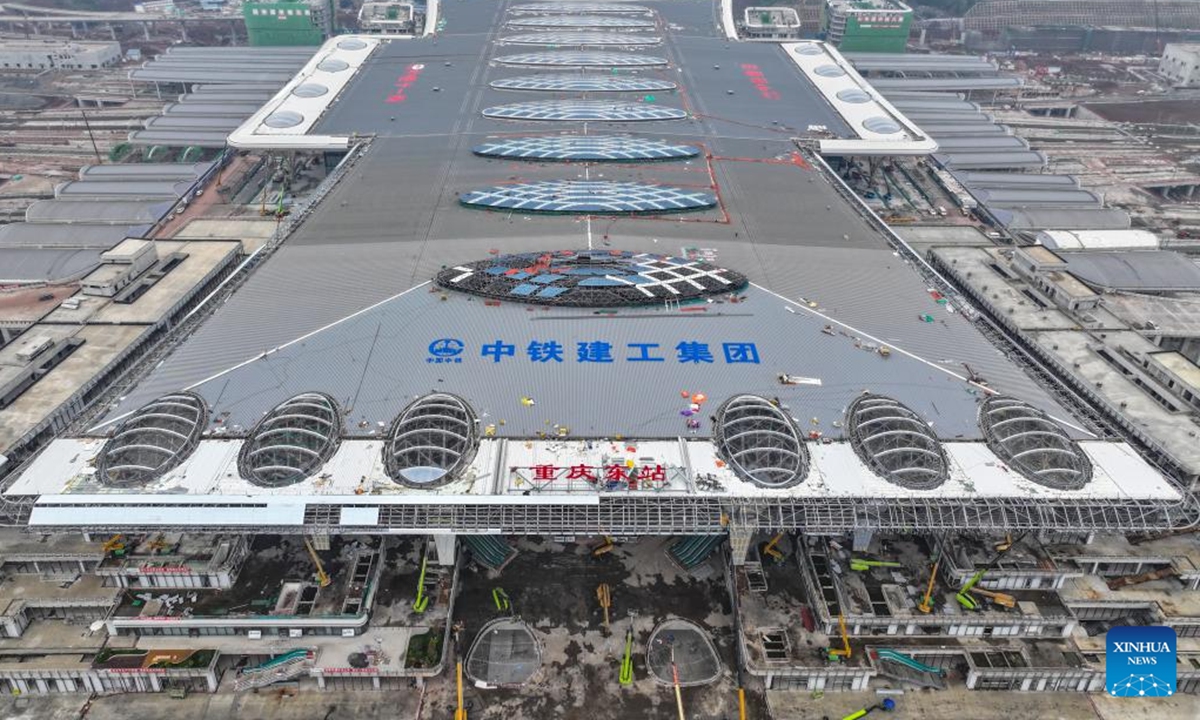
[79,162,211,181]
[25,199,174,225]
[0,222,148,249]
[129,68,296,85]
[972,188,1101,208]
[935,151,1046,170]
[1060,251,1200,292]
[989,207,1131,230]
[55,180,192,201]
[902,111,993,124]
[0,247,102,283]
[189,83,288,94]
[926,136,1029,151]
[163,46,314,58]
[846,55,998,73]
[127,130,229,148]
[920,123,1011,137]
[956,171,1080,189]
[179,92,274,104]
[162,102,265,117]
[868,77,1022,91]
[143,116,242,132]
[890,99,981,112]
[879,91,968,100]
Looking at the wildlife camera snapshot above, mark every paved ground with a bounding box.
[768,686,1200,720]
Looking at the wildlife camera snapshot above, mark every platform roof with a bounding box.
[935,151,1047,170]
[0,222,149,249]
[0,248,102,283]
[870,77,1023,91]
[25,199,174,225]
[1060,251,1200,292]
[78,162,211,181]
[989,207,1132,231]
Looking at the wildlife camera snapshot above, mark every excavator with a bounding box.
[302,537,331,588]
[824,614,851,661]
[760,533,785,563]
[850,557,902,572]
[102,534,126,558]
[955,533,1027,611]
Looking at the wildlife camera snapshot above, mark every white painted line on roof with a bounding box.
[750,281,1096,437]
[88,280,433,433]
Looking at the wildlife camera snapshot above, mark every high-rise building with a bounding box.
[822,0,912,53]
[243,0,334,47]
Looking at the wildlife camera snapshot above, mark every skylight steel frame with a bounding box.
[980,396,1093,490]
[97,392,208,488]
[472,135,700,162]
[238,392,342,488]
[490,75,677,92]
[846,393,949,490]
[384,393,479,488]
[714,395,809,488]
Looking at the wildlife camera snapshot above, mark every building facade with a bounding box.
[822,0,912,53]
[1159,44,1200,87]
[243,0,334,47]
[0,40,121,71]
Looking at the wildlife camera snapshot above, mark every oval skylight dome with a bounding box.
[814,64,846,78]
[836,88,872,103]
[264,110,304,129]
[317,57,350,72]
[385,393,479,488]
[979,396,1093,490]
[98,392,208,487]
[862,116,902,134]
[714,395,808,488]
[337,38,369,50]
[794,44,824,56]
[238,392,342,488]
[292,83,329,98]
[846,393,948,490]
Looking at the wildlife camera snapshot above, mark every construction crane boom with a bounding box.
[302,537,331,588]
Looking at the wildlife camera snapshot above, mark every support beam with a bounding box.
[433,533,456,566]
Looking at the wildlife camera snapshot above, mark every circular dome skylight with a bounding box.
[264,110,304,129]
[714,395,808,488]
[836,88,872,103]
[238,392,342,488]
[814,64,846,78]
[292,83,329,98]
[978,396,1093,490]
[862,116,902,134]
[337,38,369,50]
[98,392,208,487]
[794,44,824,56]
[317,58,350,72]
[846,393,948,490]
[385,393,479,488]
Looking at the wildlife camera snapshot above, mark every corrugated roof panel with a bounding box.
[0,222,149,248]
[1060,251,1200,292]
[0,247,103,283]
[79,162,211,181]
[25,199,174,224]
[990,207,1131,230]
[127,130,230,148]
[935,151,1046,170]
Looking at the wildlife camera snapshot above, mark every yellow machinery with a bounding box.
[147,534,170,553]
[760,533,785,562]
[972,588,1016,609]
[596,584,612,628]
[917,558,939,614]
[826,614,851,660]
[592,536,614,557]
[994,533,1013,553]
[455,661,467,720]
[849,558,902,572]
[302,537,331,588]
[102,534,126,556]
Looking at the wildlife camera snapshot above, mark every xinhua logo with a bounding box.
[1106,626,1176,697]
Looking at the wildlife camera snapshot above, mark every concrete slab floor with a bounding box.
[768,686,1200,720]
[1,690,421,720]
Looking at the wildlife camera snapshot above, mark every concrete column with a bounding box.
[1021,678,1032,691]
[372,676,381,690]
[15,678,29,694]
[143,23,151,41]
[727,526,752,567]
[149,674,161,692]
[316,674,326,690]
[432,534,456,566]
[852,529,872,552]
[205,671,217,693]
[35,678,48,694]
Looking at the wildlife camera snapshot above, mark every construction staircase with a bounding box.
[870,648,947,690]
[668,535,724,570]
[232,649,315,692]
[461,535,517,571]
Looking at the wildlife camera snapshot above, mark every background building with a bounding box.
[243,0,334,47]
[822,0,911,53]
[1159,43,1200,87]
[0,39,121,71]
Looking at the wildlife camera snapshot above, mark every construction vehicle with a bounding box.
[455,660,467,720]
[760,532,785,563]
[849,557,902,572]
[413,554,430,613]
[492,587,510,612]
[841,698,896,719]
[302,537,330,588]
[619,626,635,686]
[994,533,1013,553]
[146,534,170,554]
[596,584,612,628]
[971,588,1016,609]
[102,534,126,557]
[592,536,614,557]
[1106,565,1177,590]
[918,558,940,614]
[825,614,851,661]
[955,533,1026,611]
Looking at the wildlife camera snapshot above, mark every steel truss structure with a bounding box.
[20,493,1196,535]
